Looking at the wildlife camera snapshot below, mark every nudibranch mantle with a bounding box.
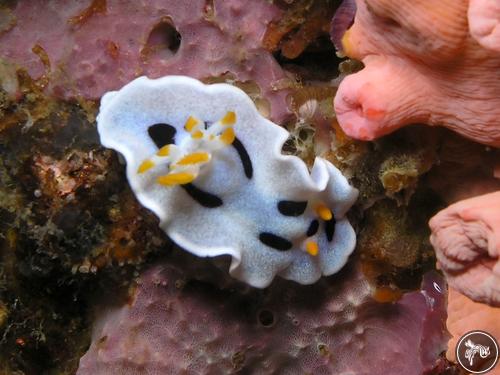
[97,76,358,288]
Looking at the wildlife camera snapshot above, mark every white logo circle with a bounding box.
[456,331,499,374]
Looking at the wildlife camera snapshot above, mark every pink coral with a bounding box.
[429,192,500,307]
[332,0,500,146]
[77,258,448,374]
[468,0,500,52]
[330,0,500,309]
[0,0,293,121]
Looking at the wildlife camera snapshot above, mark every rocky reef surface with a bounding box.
[0,0,493,373]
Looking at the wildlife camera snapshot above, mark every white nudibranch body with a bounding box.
[97,76,358,288]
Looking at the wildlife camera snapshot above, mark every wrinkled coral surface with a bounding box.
[333,0,500,146]
[78,259,448,375]
[430,192,500,307]
[0,0,295,121]
[331,0,500,317]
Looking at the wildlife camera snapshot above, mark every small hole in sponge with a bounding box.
[143,18,181,60]
[96,335,108,349]
[257,309,275,327]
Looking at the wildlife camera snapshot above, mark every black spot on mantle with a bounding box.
[148,123,176,148]
[306,220,319,237]
[181,184,223,208]
[232,137,253,179]
[277,200,307,216]
[259,232,292,251]
[325,218,335,242]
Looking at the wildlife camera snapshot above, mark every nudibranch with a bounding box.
[97,76,358,287]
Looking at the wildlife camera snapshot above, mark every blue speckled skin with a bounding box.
[97,76,358,287]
